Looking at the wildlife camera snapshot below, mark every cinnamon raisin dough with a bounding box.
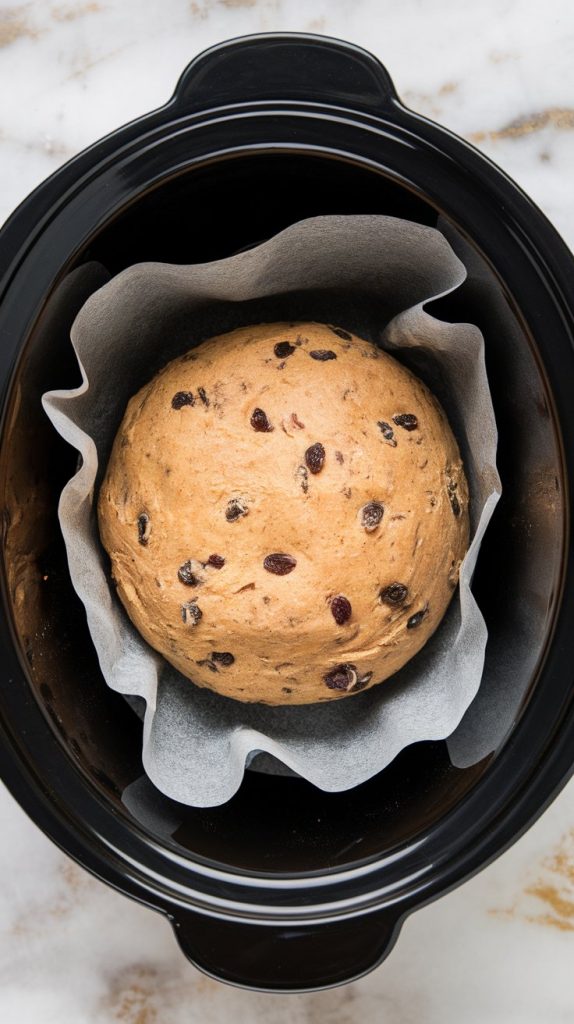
[98,322,469,705]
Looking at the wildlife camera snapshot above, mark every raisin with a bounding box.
[309,349,337,361]
[297,466,309,493]
[206,553,225,568]
[324,663,358,691]
[407,609,427,629]
[225,498,248,522]
[178,561,203,586]
[263,553,297,575]
[274,341,295,359]
[360,501,384,532]
[137,513,150,546]
[197,387,209,406]
[282,687,293,694]
[212,651,235,666]
[171,391,195,409]
[197,658,218,673]
[250,407,273,432]
[393,413,418,431]
[331,595,352,625]
[380,582,408,605]
[377,421,397,447]
[181,601,202,625]
[305,442,326,474]
[328,326,352,341]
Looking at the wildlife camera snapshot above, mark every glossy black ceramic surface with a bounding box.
[0,34,573,993]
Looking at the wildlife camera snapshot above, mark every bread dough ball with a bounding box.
[98,322,469,705]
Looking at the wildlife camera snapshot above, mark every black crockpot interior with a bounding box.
[0,152,563,874]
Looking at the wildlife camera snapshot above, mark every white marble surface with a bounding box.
[1,0,574,1020]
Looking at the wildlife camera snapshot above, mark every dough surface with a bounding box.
[98,322,469,705]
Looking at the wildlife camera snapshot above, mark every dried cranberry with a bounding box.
[328,326,352,341]
[171,391,195,409]
[137,513,150,546]
[360,501,384,531]
[178,561,202,586]
[380,582,408,605]
[250,407,273,432]
[393,413,418,431]
[377,421,397,446]
[181,601,202,626]
[407,609,427,629]
[263,553,297,575]
[305,442,326,474]
[324,663,357,691]
[212,651,235,666]
[206,554,225,568]
[225,498,248,522]
[331,595,352,625]
[274,341,295,359]
[309,349,337,361]
[197,387,209,406]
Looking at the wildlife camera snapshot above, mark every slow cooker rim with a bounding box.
[1,38,573,925]
[1,676,574,924]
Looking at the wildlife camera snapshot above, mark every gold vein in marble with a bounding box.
[0,6,39,47]
[470,108,574,143]
[51,2,102,22]
[490,827,574,933]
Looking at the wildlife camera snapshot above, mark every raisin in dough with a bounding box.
[98,323,469,706]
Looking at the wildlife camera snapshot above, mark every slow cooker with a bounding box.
[0,33,573,993]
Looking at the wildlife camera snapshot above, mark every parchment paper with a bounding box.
[43,215,501,807]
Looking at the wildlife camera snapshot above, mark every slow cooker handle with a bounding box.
[171,908,402,991]
[171,33,399,116]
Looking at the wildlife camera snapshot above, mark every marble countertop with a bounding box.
[1,0,574,1020]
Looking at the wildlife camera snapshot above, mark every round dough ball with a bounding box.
[98,322,469,706]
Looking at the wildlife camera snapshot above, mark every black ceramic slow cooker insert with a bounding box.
[0,33,573,993]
